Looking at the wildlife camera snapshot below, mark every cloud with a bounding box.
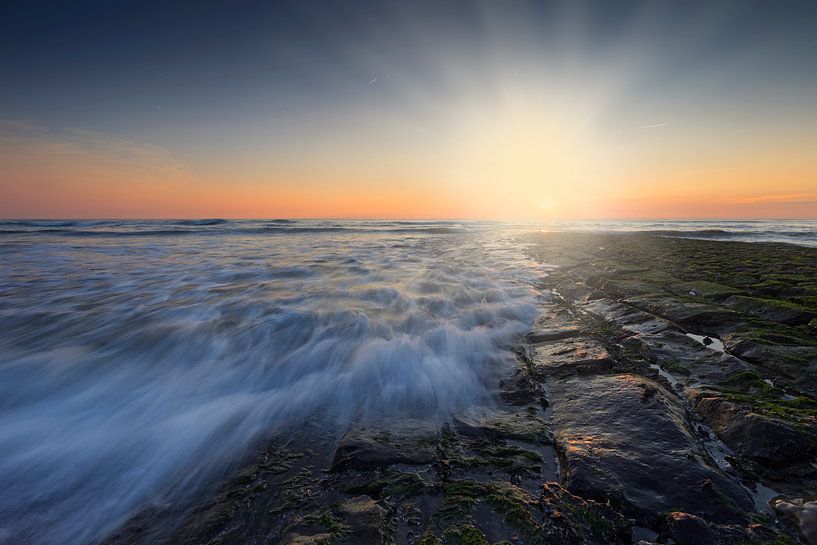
[726,193,817,206]
[0,120,191,184]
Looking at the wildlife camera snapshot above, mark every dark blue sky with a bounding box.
[3,0,816,131]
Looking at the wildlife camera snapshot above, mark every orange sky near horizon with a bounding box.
[2,111,815,220]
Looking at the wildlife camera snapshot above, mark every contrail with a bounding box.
[637,123,667,129]
[140,64,162,76]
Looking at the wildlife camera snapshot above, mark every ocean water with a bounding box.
[542,219,817,247]
[0,218,815,544]
[0,220,546,545]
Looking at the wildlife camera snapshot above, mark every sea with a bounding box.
[0,218,815,544]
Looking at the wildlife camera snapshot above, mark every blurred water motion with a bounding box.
[0,220,543,544]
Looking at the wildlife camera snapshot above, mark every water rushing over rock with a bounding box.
[0,223,543,545]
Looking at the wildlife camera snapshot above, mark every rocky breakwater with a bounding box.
[523,231,817,545]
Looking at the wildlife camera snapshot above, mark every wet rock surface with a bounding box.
[547,373,752,524]
[104,232,817,545]
[775,498,817,545]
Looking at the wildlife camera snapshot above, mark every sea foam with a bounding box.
[0,223,543,545]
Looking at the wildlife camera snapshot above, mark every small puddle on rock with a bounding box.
[686,333,725,353]
[649,363,682,390]
[751,482,780,514]
[631,526,659,544]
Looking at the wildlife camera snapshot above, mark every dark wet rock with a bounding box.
[539,481,630,545]
[582,299,680,335]
[280,496,389,545]
[331,421,438,471]
[282,529,335,545]
[527,305,581,342]
[442,523,489,544]
[724,295,816,326]
[527,325,580,343]
[530,337,613,377]
[661,512,714,545]
[547,373,753,524]
[721,334,817,395]
[691,393,816,468]
[335,496,389,544]
[624,293,739,330]
[499,368,544,406]
[452,408,551,444]
[439,424,557,490]
[552,282,596,303]
[774,498,817,545]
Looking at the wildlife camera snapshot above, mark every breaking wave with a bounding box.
[0,224,543,545]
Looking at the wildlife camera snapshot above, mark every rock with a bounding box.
[662,512,714,545]
[723,295,816,326]
[774,498,817,545]
[624,293,739,331]
[530,338,613,377]
[527,305,581,342]
[331,420,438,471]
[499,369,543,406]
[452,408,550,444]
[721,334,817,395]
[582,299,681,335]
[691,394,815,468]
[546,374,753,524]
[335,496,389,544]
[629,330,752,385]
[282,532,333,545]
[280,497,388,545]
[527,326,580,343]
[538,482,630,545]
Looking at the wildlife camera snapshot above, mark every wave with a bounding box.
[1,220,814,246]
[0,225,467,237]
[0,228,543,545]
[635,228,736,237]
[0,220,114,228]
[172,218,228,226]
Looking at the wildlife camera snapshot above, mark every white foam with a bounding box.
[0,226,539,545]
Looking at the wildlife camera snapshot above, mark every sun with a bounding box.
[439,86,608,219]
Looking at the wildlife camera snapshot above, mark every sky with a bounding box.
[1,0,816,220]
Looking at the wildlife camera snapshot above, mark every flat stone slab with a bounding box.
[624,293,739,331]
[583,299,680,335]
[452,407,550,444]
[527,304,581,342]
[331,419,438,471]
[531,337,613,376]
[548,373,753,524]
